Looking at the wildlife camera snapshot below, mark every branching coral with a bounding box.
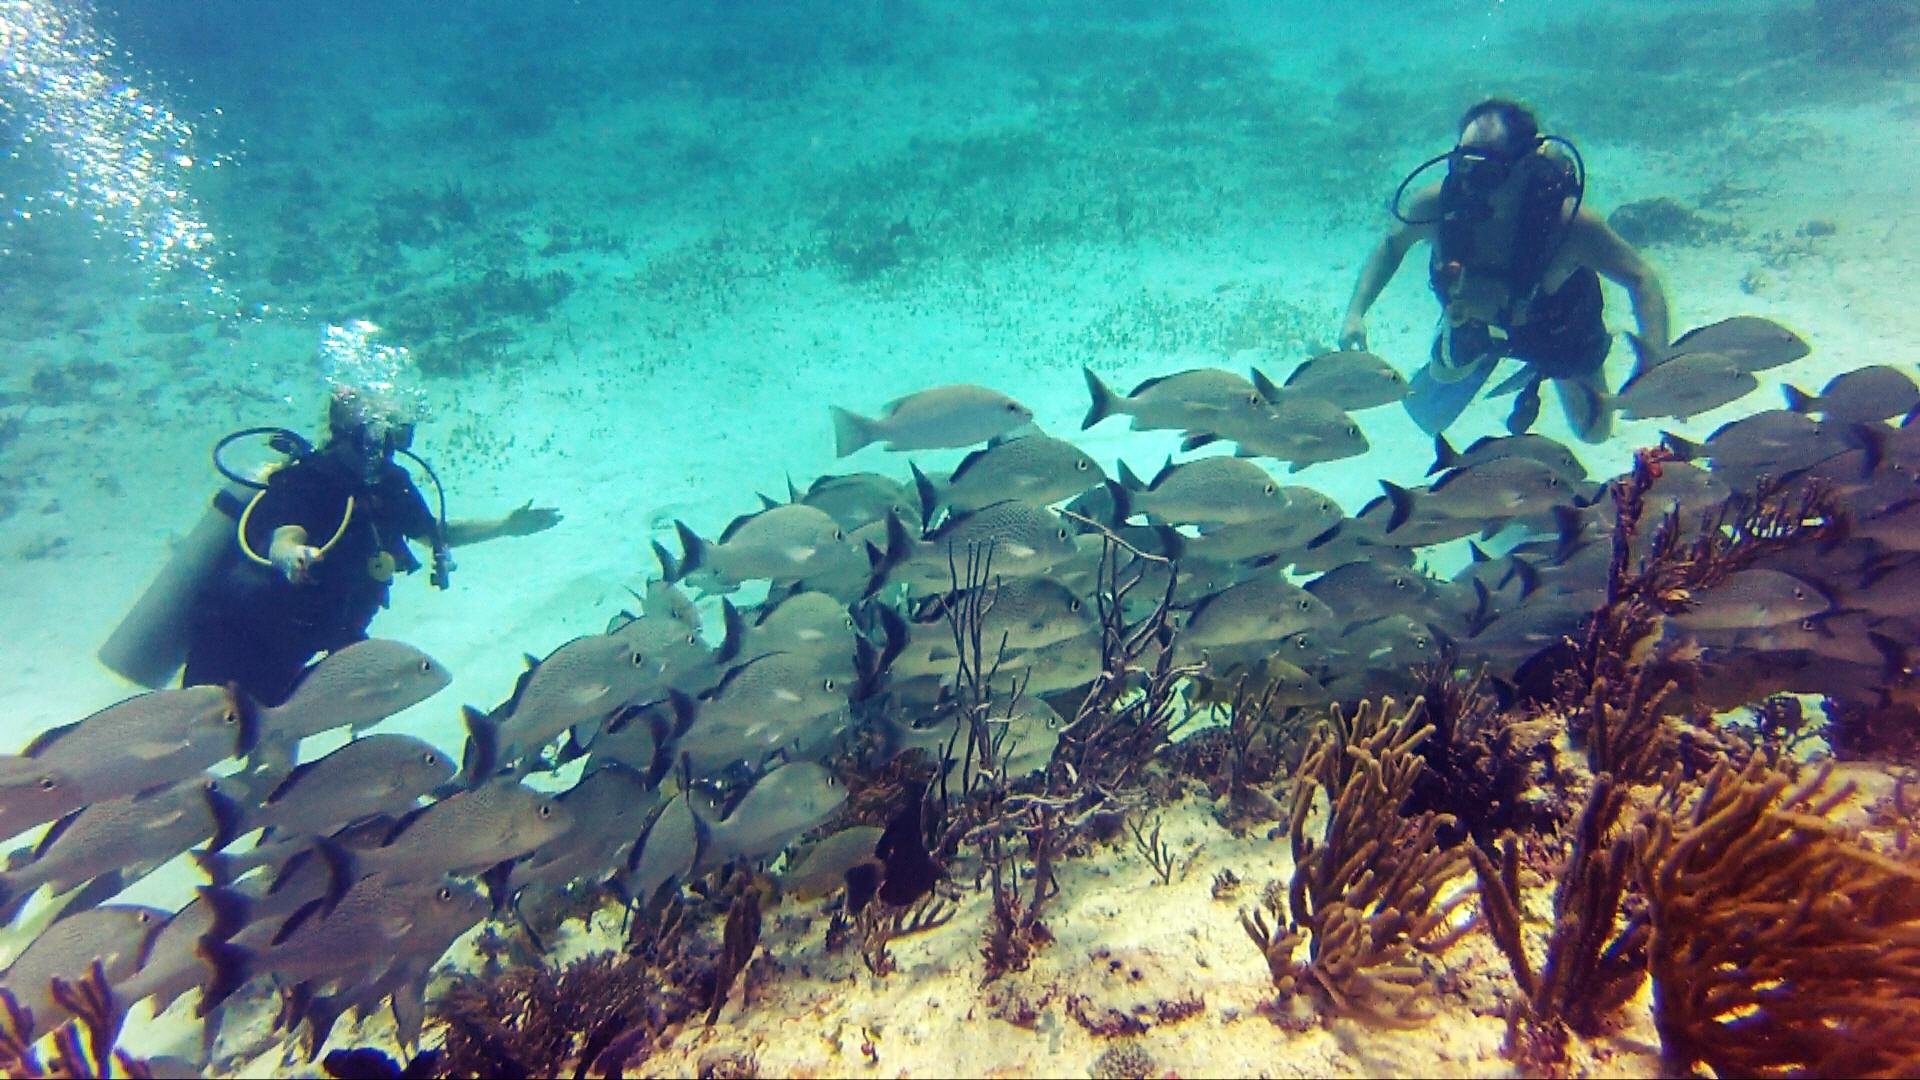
[0,963,152,1080]
[433,948,690,1078]
[1469,775,1649,1071]
[1239,697,1473,1026]
[1552,449,1842,783]
[1635,756,1920,1079]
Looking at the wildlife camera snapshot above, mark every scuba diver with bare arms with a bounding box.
[1339,98,1672,443]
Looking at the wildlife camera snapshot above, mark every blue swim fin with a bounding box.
[1404,355,1499,436]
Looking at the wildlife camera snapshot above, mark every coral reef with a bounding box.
[1240,698,1473,1026]
[1635,756,1920,1079]
[0,962,152,1079]
[432,947,691,1078]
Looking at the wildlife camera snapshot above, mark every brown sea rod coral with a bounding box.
[1635,756,1920,1079]
[1239,698,1473,1026]
[433,948,691,1078]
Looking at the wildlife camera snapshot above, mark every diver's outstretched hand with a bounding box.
[503,500,563,536]
[1338,316,1368,352]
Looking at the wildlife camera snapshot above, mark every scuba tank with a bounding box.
[98,429,311,688]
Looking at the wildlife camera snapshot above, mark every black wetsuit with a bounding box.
[1425,151,1611,434]
[183,453,434,705]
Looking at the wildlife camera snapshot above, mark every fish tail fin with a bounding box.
[194,936,251,1017]
[1104,479,1132,527]
[673,520,708,579]
[830,406,879,457]
[1661,430,1704,461]
[1178,431,1219,452]
[1429,434,1459,476]
[302,994,345,1063]
[715,599,746,665]
[1151,523,1185,562]
[1848,422,1887,475]
[460,706,499,786]
[1081,367,1117,430]
[909,461,940,525]
[193,849,241,887]
[1782,383,1817,414]
[1250,367,1283,402]
[0,877,24,927]
[1379,480,1414,534]
[651,538,681,583]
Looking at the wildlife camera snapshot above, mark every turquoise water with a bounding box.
[2,1,1916,1073]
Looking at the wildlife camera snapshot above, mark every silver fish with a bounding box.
[832,384,1034,455]
[1783,364,1920,424]
[625,793,701,904]
[1259,350,1409,411]
[9,685,252,829]
[885,501,1080,593]
[720,591,855,673]
[352,781,572,883]
[702,762,846,867]
[112,887,249,1020]
[671,503,862,589]
[1081,366,1266,433]
[782,825,883,900]
[670,652,849,776]
[1672,569,1830,631]
[249,734,454,838]
[917,433,1104,515]
[1186,395,1369,470]
[0,777,237,922]
[260,639,450,744]
[0,904,164,1039]
[1614,350,1756,420]
[1665,316,1810,372]
[1429,432,1587,482]
[220,874,485,993]
[1181,575,1337,649]
[509,764,662,894]
[477,633,655,773]
[1114,456,1289,526]
[795,472,921,531]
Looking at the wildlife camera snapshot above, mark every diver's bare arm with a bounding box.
[1577,213,1671,350]
[268,525,320,583]
[439,502,562,548]
[1340,188,1436,346]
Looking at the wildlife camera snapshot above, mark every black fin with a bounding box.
[272,894,328,948]
[1104,479,1132,527]
[21,719,78,759]
[1081,366,1116,430]
[302,993,346,1063]
[203,784,244,852]
[909,461,939,525]
[651,539,681,583]
[1661,430,1704,461]
[715,599,746,666]
[1849,422,1886,475]
[194,937,251,1017]
[1179,431,1220,452]
[1380,480,1414,534]
[1781,383,1816,414]
[1250,367,1283,403]
[1429,434,1459,476]
[674,520,707,577]
[460,706,498,786]
[197,884,253,942]
[1115,459,1147,492]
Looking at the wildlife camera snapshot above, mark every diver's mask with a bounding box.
[331,416,414,483]
[1447,145,1522,197]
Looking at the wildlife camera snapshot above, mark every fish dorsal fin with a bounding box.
[1148,456,1176,490]
[22,720,78,760]
[1250,367,1283,402]
[272,894,327,948]
[716,507,763,545]
[1429,434,1459,475]
[263,758,322,806]
[948,444,995,484]
[382,803,433,847]
[32,805,84,859]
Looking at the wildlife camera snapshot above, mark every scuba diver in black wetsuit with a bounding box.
[99,322,561,705]
[1338,98,1672,443]
[176,386,561,705]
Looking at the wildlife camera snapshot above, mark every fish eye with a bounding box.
[1006,402,1022,412]
[222,710,240,725]
[37,776,56,791]
[1792,587,1806,600]
[833,529,846,541]
[631,651,646,667]
[438,886,454,901]
[686,634,699,646]
[1076,459,1089,471]
[418,660,432,674]
[1057,528,1069,540]
[1348,425,1361,437]
[823,677,837,692]
[1296,598,1311,611]
[538,804,554,818]
[1069,599,1082,612]
[1263,484,1276,496]
[424,752,441,766]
